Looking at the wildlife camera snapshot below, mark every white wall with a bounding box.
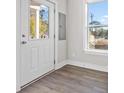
[57,0,67,63]
[67,0,108,67]
[57,0,67,14]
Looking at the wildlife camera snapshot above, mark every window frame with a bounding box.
[83,1,108,56]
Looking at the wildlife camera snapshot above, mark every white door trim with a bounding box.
[16,0,58,92]
[16,0,21,92]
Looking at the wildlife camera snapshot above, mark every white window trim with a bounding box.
[83,1,108,56]
[84,48,108,56]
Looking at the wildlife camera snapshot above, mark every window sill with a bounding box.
[84,49,108,56]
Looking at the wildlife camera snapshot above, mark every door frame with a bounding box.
[16,0,58,92]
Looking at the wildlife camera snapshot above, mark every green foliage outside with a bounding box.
[89,27,108,39]
[30,15,48,39]
[30,15,36,39]
[39,16,48,38]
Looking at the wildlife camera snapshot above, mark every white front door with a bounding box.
[20,0,55,86]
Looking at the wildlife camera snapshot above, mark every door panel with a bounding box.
[20,0,55,86]
[31,47,38,70]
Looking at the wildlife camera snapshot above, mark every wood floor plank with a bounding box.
[19,65,108,93]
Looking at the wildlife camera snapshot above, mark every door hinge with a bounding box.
[54,59,56,64]
[54,34,55,38]
[54,9,55,13]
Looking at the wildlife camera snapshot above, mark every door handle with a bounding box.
[22,34,26,37]
[21,41,27,44]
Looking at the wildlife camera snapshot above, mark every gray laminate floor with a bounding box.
[19,65,108,93]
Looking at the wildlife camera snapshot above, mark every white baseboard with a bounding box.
[55,60,108,72]
[55,60,67,70]
[67,60,108,72]
[16,86,21,92]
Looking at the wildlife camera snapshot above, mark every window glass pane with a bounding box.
[88,0,108,50]
[39,5,49,39]
[30,8,37,39]
[30,2,49,40]
[59,13,66,40]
